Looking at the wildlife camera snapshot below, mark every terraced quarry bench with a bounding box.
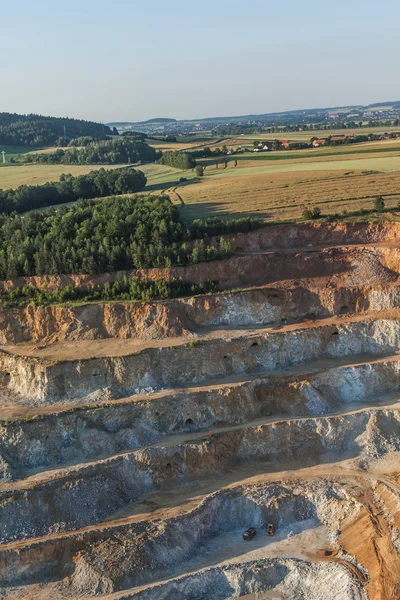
[1,222,400,600]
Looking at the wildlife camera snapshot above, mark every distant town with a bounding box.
[108,100,400,137]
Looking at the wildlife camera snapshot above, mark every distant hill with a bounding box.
[0,113,113,148]
[108,118,176,127]
[108,101,400,134]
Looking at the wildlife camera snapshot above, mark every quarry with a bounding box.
[0,221,400,600]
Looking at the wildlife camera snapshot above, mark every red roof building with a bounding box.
[313,138,327,147]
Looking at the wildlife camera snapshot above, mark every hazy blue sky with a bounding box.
[1,0,399,122]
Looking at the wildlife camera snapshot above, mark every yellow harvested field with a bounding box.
[0,164,128,189]
[178,168,400,223]
[148,141,200,151]
[23,146,72,155]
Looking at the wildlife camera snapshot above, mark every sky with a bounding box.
[1,0,399,123]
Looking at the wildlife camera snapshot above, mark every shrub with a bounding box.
[195,165,204,177]
[302,207,321,220]
[373,196,385,212]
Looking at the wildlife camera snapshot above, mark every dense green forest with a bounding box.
[0,113,114,147]
[158,151,196,169]
[15,138,158,165]
[67,132,147,147]
[0,195,241,279]
[0,168,146,214]
[0,278,218,308]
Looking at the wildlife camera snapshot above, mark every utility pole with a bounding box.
[63,125,67,142]
[1,151,5,164]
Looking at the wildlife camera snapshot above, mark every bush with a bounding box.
[195,165,204,177]
[302,207,321,220]
[373,196,385,212]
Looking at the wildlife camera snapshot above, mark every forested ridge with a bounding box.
[0,195,240,279]
[0,168,146,214]
[0,113,113,147]
[16,138,158,165]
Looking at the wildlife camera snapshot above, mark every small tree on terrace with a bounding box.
[373,196,385,212]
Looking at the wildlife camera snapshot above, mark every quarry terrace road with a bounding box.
[2,307,400,362]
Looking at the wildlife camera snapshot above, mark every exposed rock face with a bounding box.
[1,222,400,600]
[0,480,365,591]
[2,315,400,403]
[0,356,399,480]
[1,283,400,345]
[110,559,367,600]
[1,220,400,293]
[0,406,399,544]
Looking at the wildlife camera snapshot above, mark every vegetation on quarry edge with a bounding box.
[0,277,219,308]
[0,194,263,279]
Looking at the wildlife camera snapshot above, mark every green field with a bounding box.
[0,164,129,189]
[139,163,197,191]
[201,155,400,178]
[0,145,48,164]
[215,145,400,164]
[239,126,400,142]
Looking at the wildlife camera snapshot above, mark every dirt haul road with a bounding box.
[0,222,400,600]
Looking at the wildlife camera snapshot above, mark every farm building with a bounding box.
[254,141,273,151]
[313,138,327,147]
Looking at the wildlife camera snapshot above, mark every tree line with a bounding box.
[0,112,114,147]
[0,195,248,280]
[158,151,196,169]
[0,168,146,214]
[14,138,158,165]
[68,132,147,147]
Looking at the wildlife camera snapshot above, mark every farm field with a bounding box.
[239,142,400,161]
[23,145,72,155]
[200,136,400,154]
[0,163,129,189]
[238,125,400,143]
[147,140,200,151]
[201,153,400,175]
[177,157,400,223]
[139,163,196,191]
[0,145,48,163]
